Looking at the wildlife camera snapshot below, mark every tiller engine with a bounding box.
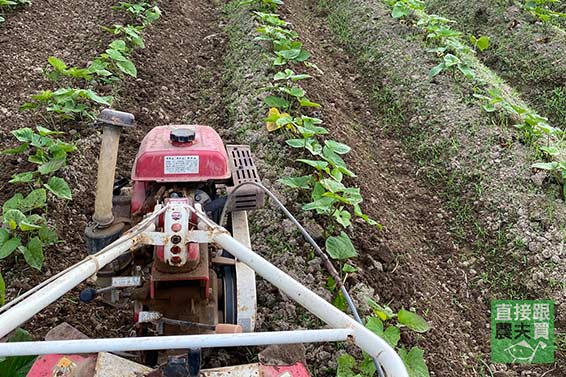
[82,110,262,357]
[0,110,408,377]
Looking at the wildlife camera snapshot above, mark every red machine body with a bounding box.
[130,125,231,214]
[124,125,246,343]
[131,125,231,183]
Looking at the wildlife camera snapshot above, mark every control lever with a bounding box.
[79,276,142,303]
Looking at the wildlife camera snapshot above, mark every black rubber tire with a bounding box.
[222,265,237,324]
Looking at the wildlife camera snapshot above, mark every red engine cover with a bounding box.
[131,125,231,182]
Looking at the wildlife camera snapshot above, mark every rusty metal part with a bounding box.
[85,221,126,255]
[159,317,216,331]
[210,256,236,265]
[137,240,219,336]
[214,324,242,334]
[97,108,135,128]
[225,145,264,212]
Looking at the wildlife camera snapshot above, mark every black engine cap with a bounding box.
[170,128,196,143]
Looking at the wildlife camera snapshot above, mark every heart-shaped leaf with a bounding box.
[44,177,72,200]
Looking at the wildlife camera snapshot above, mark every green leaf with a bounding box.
[325,140,351,155]
[296,158,328,171]
[0,237,21,259]
[20,216,44,231]
[325,231,358,260]
[330,168,343,182]
[457,65,476,79]
[3,210,26,230]
[3,194,23,213]
[11,128,34,143]
[39,226,58,244]
[336,354,356,377]
[399,347,430,377]
[281,86,305,98]
[398,308,431,333]
[286,138,307,148]
[273,69,292,80]
[47,56,67,71]
[429,63,444,78]
[476,35,490,51]
[342,263,357,273]
[312,182,326,200]
[296,124,328,138]
[360,354,377,377]
[332,291,348,312]
[44,177,72,200]
[38,158,66,175]
[532,162,558,171]
[391,3,410,18]
[298,97,321,107]
[443,53,461,67]
[8,328,33,342]
[295,49,310,62]
[302,197,336,212]
[2,143,29,155]
[83,89,113,106]
[106,48,128,62]
[19,189,47,212]
[334,209,352,228]
[116,59,137,77]
[322,146,349,171]
[326,276,336,292]
[320,178,346,193]
[368,298,395,320]
[365,316,384,336]
[9,172,34,184]
[0,328,36,376]
[383,325,401,347]
[20,237,43,270]
[36,126,63,136]
[264,96,290,109]
[109,39,127,51]
[276,48,301,60]
[0,229,9,245]
[278,175,313,189]
[290,73,312,81]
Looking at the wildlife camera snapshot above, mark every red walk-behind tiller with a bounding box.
[0,110,408,376]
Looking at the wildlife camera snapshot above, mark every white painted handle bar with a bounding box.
[0,205,408,377]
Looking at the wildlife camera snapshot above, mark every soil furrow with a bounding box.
[115,0,227,178]
[0,0,122,133]
[425,0,566,131]
[280,1,489,375]
[1,0,230,341]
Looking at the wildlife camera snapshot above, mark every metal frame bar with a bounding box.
[0,329,351,357]
[0,204,408,376]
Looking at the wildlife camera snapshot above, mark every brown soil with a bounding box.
[278,0,564,375]
[0,0,227,340]
[0,0,563,376]
[278,1,489,375]
[0,0,131,339]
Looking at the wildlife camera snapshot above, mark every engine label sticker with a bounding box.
[164,156,199,174]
